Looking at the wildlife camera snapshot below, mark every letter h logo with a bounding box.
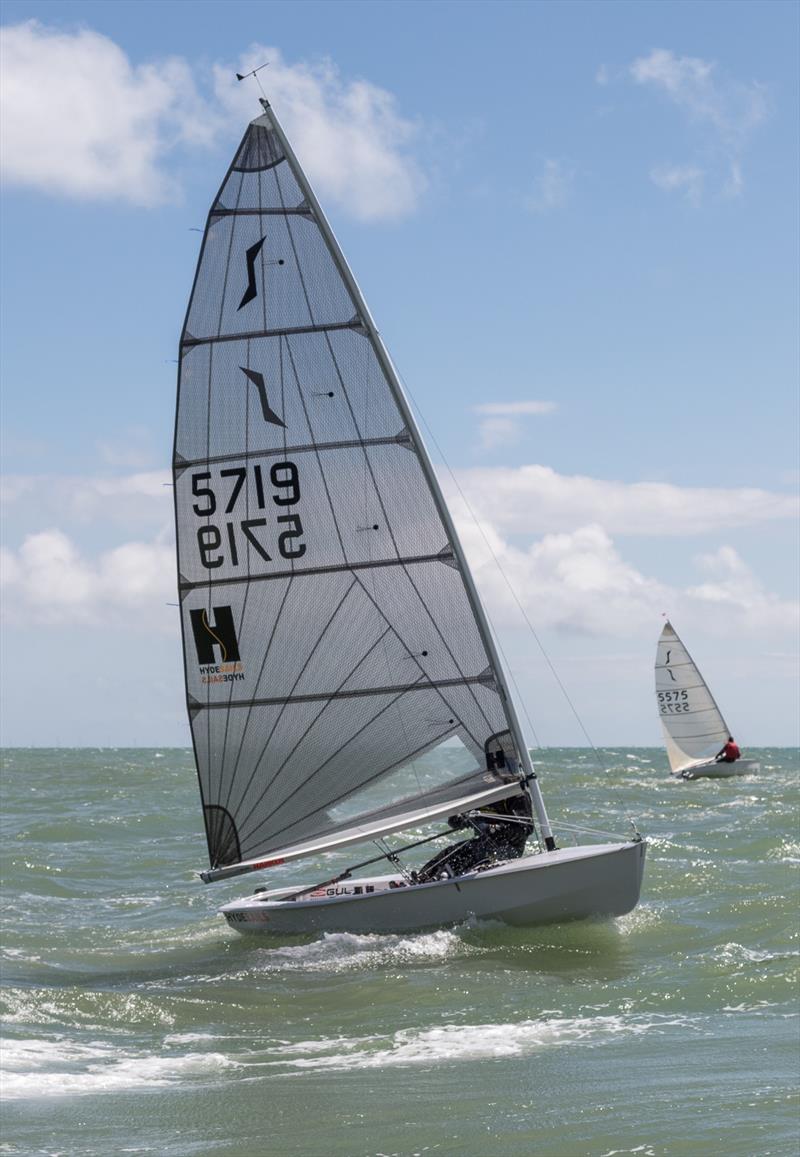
[190,606,241,665]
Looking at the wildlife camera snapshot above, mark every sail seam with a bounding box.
[211,207,310,216]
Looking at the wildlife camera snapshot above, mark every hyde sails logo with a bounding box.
[190,606,245,685]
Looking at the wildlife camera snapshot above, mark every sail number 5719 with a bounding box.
[191,461,306,569]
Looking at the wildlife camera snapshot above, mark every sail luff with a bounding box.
[257,99,555,850]
[172,129,254,867]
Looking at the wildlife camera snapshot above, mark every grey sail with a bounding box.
[173,105,529,876]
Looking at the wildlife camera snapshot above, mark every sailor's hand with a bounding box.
[447,814,467,830]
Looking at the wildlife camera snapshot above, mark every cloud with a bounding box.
[1,470,171,534]
[687,545,798,633]
[649,163,704,205]
[213,46,425,221]
[0,529,176,625]
[96,428,160,469]
[525,158,572,213]
[451,511,798,639]
[1,468,795,642]
[448,464,799,536]
[474,402,557,417]
[457,518,667,635]
[0,23,425,220]
[630,48,768,198]
[0,21,211,206]
[472,402,557,451]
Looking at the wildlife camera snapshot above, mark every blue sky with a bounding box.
[1,0,797,747]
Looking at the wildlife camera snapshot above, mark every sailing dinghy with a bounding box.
[173,98,646,935]
[655,621,759,780]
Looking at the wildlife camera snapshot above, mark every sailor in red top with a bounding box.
[715,737,741,763]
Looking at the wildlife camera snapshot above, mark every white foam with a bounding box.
[600,1147,656,1156]
[0,1037,237,1099]
[715,942,799,966]
[271,1013,695,1072]
[252,928,465,973]
[615,903,662,936]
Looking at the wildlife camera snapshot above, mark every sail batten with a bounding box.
[191,672,495,711]
[182,319,361,348]
[655,621,730,774]
[179,550,456,592]
[174,107,538,873]
[178,432,412,470]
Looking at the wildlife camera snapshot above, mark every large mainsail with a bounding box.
[655,621,730,774]
[173,102,544,878]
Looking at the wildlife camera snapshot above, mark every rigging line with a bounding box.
[277,182,496,743]
[397,373,601,763]
[397,386,641,832]
[492,633,542,751]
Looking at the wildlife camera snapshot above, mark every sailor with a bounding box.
[715,736,741,764]
[414,793,534,884]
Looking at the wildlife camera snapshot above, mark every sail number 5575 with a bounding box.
[191,461,306,569]
[657,689,689,714]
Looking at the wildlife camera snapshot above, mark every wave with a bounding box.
[248,927,467,974]
[266,1012,698,1072]
[1,1037,238,1099]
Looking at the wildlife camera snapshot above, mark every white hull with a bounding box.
[221,840,646,936]
[676,759,760,781]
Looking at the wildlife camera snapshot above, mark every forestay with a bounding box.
[173,105,525,875]
[655,621,729,774]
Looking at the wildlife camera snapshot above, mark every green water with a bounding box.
[1,748,797,1156]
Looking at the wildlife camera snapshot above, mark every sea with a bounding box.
[1,747,797,1157]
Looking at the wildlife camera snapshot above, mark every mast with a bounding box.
[259,99,556,851]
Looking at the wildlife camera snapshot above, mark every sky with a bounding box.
[1,0,798,749]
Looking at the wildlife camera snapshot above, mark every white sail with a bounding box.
[655,621,730,774]
[173,102,550,879]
